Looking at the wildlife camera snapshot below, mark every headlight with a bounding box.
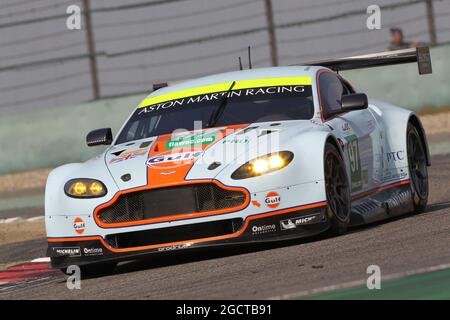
[64,179,107,198]
[231,151,294,180]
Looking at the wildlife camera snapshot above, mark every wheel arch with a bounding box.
[408,113,431,166]
[325,135,344,160]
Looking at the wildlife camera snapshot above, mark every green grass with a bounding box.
[305,268,450,300]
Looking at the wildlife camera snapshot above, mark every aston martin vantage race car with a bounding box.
[45,47,432,274]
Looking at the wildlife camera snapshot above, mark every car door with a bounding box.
[318,71,382,196]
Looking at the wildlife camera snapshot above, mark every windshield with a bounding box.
[116,84,314,145]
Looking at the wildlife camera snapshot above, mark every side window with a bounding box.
[319,72,344,118]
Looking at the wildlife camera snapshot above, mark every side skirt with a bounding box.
[349,181,414,227]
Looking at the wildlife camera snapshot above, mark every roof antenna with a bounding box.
[248,46,253,69]
[238,57,243,70]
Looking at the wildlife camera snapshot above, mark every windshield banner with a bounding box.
[138,76,312,110]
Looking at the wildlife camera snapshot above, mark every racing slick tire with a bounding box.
[407,123,429,213]
[324,142,351,235]
[61,262,117,278]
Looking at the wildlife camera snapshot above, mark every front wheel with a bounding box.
[324,142,351,235]
[407,124,428,213]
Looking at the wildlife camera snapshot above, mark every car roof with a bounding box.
[144,66,326,99]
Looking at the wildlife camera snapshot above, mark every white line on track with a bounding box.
[31,257,50,263]
[0,216,44,224]
[268,262,450,300]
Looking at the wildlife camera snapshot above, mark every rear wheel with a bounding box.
[407,124,428,213]
[324,142,351,235]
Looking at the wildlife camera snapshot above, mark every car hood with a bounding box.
[104,120,321,190]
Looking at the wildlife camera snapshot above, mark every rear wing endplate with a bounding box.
[304,47,432,75]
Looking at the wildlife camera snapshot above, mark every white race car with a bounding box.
[45,48,432,275]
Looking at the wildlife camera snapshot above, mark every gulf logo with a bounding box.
[265,192,281,209]
[73,218,85,234]
[146,150,203,169]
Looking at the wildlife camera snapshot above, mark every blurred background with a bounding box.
[0,0,449,227]
[1,2,450,297]
[1,0,450,114]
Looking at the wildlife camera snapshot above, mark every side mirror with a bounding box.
[341,93,368,112]
[86,128,113,147]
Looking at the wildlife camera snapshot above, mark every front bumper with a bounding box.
[47,202,328,269]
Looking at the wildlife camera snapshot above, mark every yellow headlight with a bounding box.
[252,159,270,174]
[89,181,104,195]
[268,154,284,169]
[231,151,294,180]
[65,179,107,197]
[72,182,87,196]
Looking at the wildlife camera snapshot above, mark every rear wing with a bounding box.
[303,47,432,75]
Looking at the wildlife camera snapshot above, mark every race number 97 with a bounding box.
[347,138,362,192]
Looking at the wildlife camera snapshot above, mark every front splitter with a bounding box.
[47,204,329,269]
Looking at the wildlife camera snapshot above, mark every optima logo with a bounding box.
[83,248,103,256]
[146,151,203,169]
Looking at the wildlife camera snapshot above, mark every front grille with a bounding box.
[97,183,246,224]
[105,218,244,249]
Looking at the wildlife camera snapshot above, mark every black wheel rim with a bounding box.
[325,151,350,221]
[408,130,428,199]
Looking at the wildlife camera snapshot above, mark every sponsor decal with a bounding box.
[251,200,261,207]
[252,224,276,235]
[160,171,176,175]
[265,192,281,209]
[386,150,405,162]
[166,133,216,150]
[310,119,326,127]
[158,243,192,252]
[52,247,81,257]
[73,218,85,234]
[344,134,358,143]
[138,85,309,114]
[83,247,103,256]
[110,148,148,164]
[222,137,249,144]
[341,122,351,132]
[146,151,203,169]
[383,170,408,182]
[280,214,320,230]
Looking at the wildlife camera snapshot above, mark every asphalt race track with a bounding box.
[1,155,449,299]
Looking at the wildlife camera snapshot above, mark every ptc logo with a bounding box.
[73,218,85,234]
[265,192,281,209]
